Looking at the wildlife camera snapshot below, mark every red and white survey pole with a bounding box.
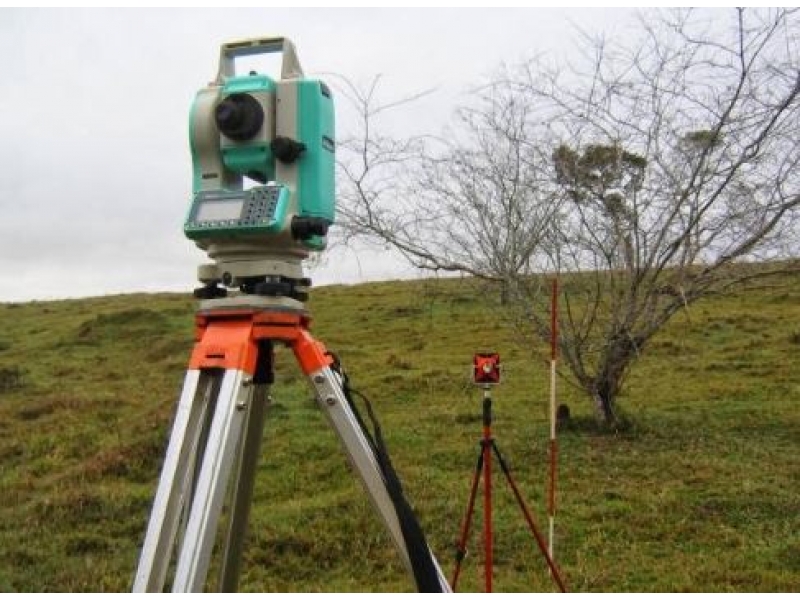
[547,278,559,561]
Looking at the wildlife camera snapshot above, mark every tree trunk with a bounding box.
[589,333,639,426]
[499,280,512,306]
[592,389,618,426]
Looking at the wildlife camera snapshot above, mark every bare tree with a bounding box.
[335,76,561,290]
[336,8,800,425]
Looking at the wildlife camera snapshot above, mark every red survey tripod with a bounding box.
[452,384,567,592]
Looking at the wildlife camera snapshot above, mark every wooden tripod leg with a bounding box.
[491,441,567,593]
[451,449,484,591]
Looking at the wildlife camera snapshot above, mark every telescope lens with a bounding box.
[214,93,264,141]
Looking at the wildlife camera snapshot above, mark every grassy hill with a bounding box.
[0,275,799,592]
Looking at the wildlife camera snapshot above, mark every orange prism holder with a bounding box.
[473,352,501,385]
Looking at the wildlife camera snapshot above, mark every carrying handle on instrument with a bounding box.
[216,36,303,82]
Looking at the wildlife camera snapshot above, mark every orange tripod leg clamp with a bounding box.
[188,318,259,374]
[188,310,333,376]
[292,329,333,375]
[249,310,332,374]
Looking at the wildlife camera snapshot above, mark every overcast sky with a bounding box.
[0,7,639,302]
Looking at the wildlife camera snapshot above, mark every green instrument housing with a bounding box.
[219,75,276,184]
[184,37,336,290]
[294,79,336,224]
[185,68,335,249]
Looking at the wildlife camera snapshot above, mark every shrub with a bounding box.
[0,367,24,393]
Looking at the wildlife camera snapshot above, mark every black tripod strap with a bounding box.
[330,355,446,593]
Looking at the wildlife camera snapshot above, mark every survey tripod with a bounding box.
[132,295,451,592]
[452,384,567,593]
[133,35,450,592]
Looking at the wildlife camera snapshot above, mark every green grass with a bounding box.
[0,275,799,592]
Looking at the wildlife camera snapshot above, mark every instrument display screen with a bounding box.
[196,199,245,222]
[184,185,289,240]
